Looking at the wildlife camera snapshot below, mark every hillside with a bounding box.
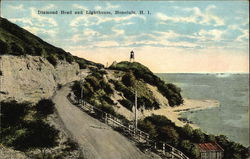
[0,17,103,69]
[0,17,102,103]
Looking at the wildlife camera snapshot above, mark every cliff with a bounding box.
[0,17,102,103]
[0,55,82,103]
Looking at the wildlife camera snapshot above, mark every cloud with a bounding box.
[94,2,119,10]
[111,27,125,36]
[9,18,33,26]
[157,5,224,26]
[106,2,120,9]
[70,34,83,43]
[42,4,56,10]
[118,31,199,48]
[196,29,225,41]
[83,28,101,36]
[23,26,57,37]
[70,14,145,27]
[69,28,106,43]
[94,40,120,47]
[72,4,88,10]
[156,12,196,23]
[236,29,249,42]
[30,7,58,27]
[8,4,24,10]
[94,6,102,10]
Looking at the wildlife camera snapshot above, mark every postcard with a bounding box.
[0,0,249,159]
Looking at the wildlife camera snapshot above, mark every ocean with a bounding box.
[156,73,249,147]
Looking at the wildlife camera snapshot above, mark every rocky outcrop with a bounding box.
[0,55,83,103]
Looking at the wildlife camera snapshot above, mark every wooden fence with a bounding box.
[67,96,189,159]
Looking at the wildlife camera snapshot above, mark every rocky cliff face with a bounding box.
[0,55,82,103]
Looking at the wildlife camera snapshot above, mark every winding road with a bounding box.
[52,84,150,159]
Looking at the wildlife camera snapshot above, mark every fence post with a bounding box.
[171,147,174,159]
[163,143,165,155]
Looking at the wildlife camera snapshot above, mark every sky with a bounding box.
[1,1,249,73]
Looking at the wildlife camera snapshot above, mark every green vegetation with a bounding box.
[109,61,183,106]
[71,71,128,123]
[138,114,250,159]
[118,99,133,111]
[0,100,59,159]
[110,71,160,111]
[0,100,28,128]
[0,17,103,69]
[36,99,55,118]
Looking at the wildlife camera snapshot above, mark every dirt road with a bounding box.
[52,84,149,159]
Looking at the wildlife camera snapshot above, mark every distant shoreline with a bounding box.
[143,98,220,129]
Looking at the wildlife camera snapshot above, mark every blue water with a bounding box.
[156,73,249,147]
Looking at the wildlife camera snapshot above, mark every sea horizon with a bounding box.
[156,73,249,147]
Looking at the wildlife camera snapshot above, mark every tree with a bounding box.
[138,120,157,138]
[179,140,199,159]
[0,101,28,128]
[158,126,179,146]
[181,124,193,139]
[14,121,59,159]
[122,71,136,87]
[206,134,216,142]
[192,129,205,143]
[36,99,55,118]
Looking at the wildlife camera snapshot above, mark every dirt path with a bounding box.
[52,84,149,159]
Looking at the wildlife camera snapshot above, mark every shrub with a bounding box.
[14,120,59,156]
[65,55,74,63]
[0,100,29,128]
[11,42,24,55]
[36,99,55,117]
[85,76,100,91]
[180,124,193,139]
[192,129,205,143]
[137,96,159,110]
[122,71,136,87]
[34,47,43,56]
[99,104,116,116]
[47,55,58,66]
[138,120,157,138]
[63,138,79,151]
[103,83,114,95]
[101,95,115,105]
[24,46,35,55]
[158,126,179,146]
[118,99,133,111]
[0,39,8,54]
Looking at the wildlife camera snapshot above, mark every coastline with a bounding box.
[143,98,220,129]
